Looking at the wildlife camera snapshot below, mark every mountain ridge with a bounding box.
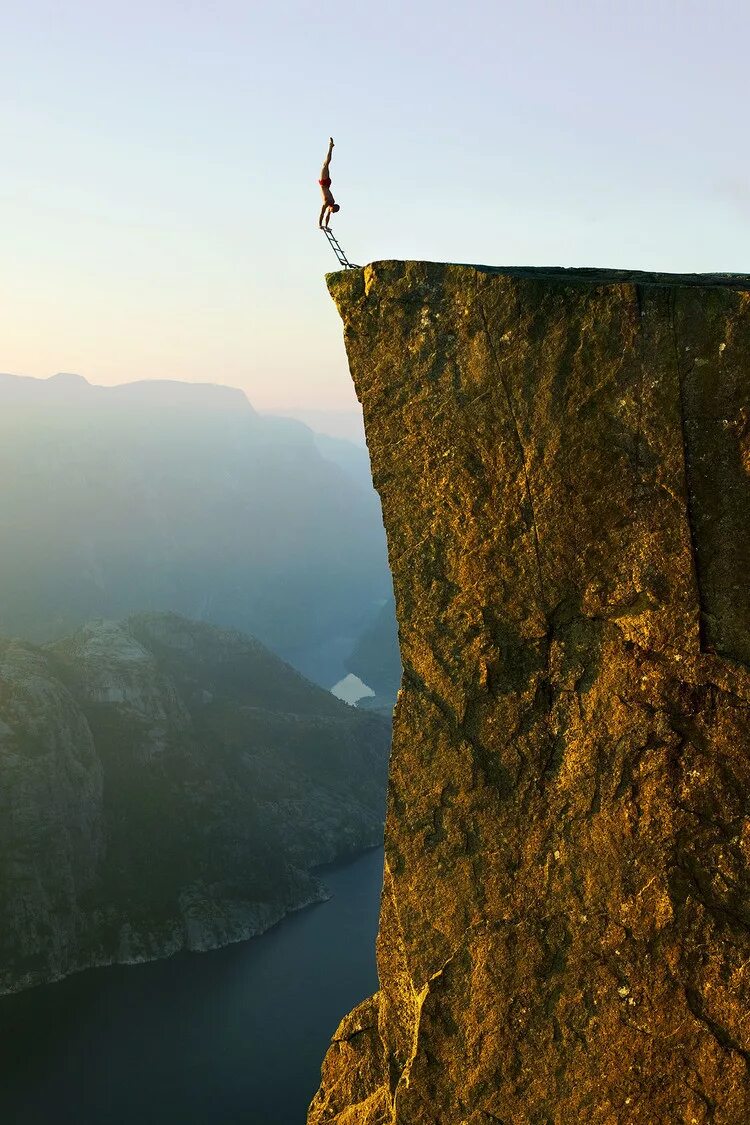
[0,370,392,685]
[0,612,390,996]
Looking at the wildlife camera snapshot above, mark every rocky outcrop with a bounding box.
[0,640,104,989]
[309,263,750,1123]
[0,613,390,994]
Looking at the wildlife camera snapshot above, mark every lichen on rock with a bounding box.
[309,262,750,1124]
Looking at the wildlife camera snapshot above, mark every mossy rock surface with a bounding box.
[309,262,750,1125]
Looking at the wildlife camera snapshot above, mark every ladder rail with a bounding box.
[320,226,360,270]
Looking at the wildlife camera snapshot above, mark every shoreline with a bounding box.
[0,840,384,1000]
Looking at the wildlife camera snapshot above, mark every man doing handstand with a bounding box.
[318,137,340,228]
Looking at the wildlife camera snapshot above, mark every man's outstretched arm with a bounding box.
[319,202,328,228]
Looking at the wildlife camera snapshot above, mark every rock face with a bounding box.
[0,613,390,995]
[309,263,750,1124]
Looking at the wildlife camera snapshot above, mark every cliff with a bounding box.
[309,263,750,1124]
[0,613,390,994]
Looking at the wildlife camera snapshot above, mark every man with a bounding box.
[318,137,341,228]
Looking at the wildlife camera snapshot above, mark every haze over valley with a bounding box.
[0,367,399,1119]
[0,370,397,689]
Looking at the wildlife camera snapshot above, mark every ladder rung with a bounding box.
[320,226,359,270]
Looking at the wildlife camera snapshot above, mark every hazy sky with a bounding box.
[2,0,749,410]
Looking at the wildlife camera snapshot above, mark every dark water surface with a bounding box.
[0,847,384,1125]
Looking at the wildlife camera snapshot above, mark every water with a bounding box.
[0,847,384,1125]
[330,672,376,706]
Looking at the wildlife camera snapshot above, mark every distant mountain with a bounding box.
[0,373,391,685]
[263,408,366,445]
[345,594,402,711]
[312,432,376,495]
[0,613,390,995]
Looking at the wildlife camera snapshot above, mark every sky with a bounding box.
[2,0,750,411]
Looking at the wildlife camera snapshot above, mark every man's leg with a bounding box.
[320,138,334,180]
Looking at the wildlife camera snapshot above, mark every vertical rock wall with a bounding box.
[309,263,750,1124]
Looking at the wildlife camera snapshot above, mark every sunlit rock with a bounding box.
[309,261,750,1124]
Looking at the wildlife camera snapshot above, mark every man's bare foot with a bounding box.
[329,137,334,146]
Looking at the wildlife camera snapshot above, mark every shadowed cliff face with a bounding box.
[0,613,390,995]
[308,262,750,1124]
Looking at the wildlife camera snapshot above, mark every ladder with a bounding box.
[321,226,360,269]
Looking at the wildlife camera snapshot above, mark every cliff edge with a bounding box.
[309,262,750,1123]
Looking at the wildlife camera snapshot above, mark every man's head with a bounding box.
[332,204,340,213]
